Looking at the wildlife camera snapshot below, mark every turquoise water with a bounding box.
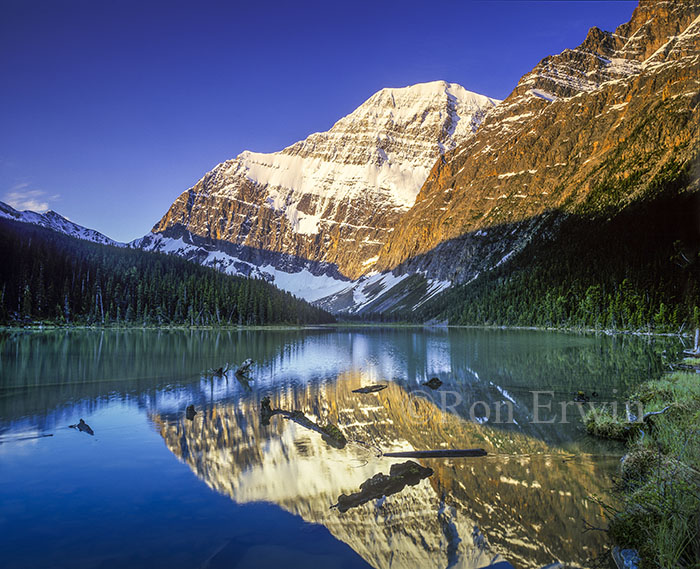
[0,328,679,569]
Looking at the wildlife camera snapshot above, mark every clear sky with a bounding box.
[1,0,637,242]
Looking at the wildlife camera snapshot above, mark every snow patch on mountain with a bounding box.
[133,232,351,303]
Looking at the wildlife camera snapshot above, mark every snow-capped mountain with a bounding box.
[136,81,499,301]
[137,1,700,316]
[0,200,122,246]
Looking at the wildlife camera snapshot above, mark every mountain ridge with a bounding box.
[0,200,122,247]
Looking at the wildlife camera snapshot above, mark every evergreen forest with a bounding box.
[0,219,335,326]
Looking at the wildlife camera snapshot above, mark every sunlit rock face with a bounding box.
[137,81,499,285]
[153,373,615,569]
[374,0,700,282]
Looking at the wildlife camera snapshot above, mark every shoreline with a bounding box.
[585,360,700,567]
[1,321,692,340]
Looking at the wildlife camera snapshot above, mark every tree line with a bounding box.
[0,219,335,326]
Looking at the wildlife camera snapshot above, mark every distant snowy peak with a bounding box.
[0,200,121,246]
[150,80,499,281]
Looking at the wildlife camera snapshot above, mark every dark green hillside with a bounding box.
[0,219,335,326]
[414,165,700,332]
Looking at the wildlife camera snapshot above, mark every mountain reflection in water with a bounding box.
[153,371,619,569]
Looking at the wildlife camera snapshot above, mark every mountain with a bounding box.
[0,200,121,246]
[318,0,700,319]
[373,0,700,281]
[136,81,499,301]
[137,0,698,323]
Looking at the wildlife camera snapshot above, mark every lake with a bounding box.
[0,327,679,569]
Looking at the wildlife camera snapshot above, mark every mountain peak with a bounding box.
[615,0,700,59]
[144,80,499,286]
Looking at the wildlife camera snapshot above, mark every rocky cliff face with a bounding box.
[373,0,700,282]
[143,81,498,283]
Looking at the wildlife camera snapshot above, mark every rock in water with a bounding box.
[334,461,434,513]
[573,391,590,403]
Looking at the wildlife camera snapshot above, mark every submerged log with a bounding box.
[260,396,284,425]
[203,363,231,377]
[383,449,487,458]
[260,397,347,448]
[352,385,387,394]
[285,410,348,449]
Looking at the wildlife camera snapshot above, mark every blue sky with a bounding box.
[1,0,636,242]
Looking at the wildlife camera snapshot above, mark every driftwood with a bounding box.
[234,373,253,390]
[203,363,231,378]
[352,385,387,394]
[642,405,672,423]
[69,418,94,436]
[383,449,487,459]
[260,397,347,448]
[683,328,700,356]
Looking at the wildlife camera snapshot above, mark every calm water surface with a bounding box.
[0,328,680,569]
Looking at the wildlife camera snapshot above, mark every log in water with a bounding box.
[383,449,487,458]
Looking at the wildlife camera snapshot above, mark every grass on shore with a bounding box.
[585,371,700,568]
